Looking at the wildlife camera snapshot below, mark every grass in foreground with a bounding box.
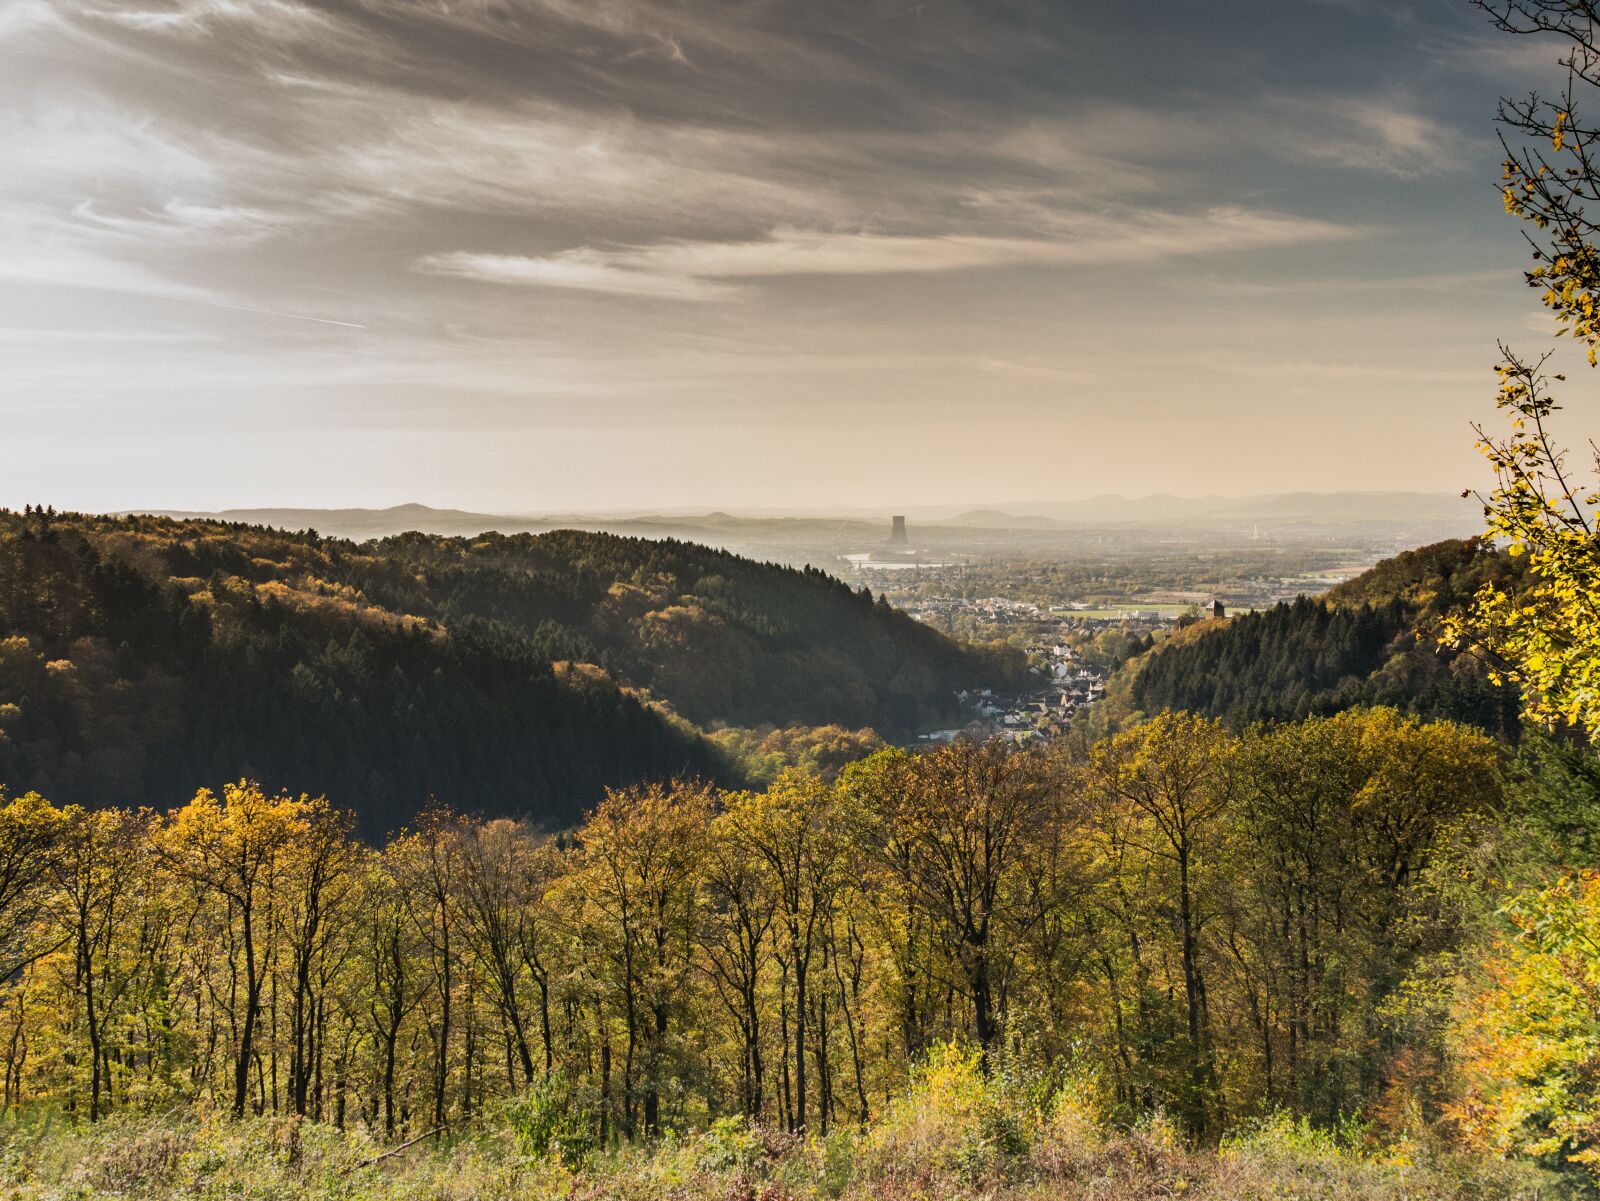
[0,1050,1555,1201]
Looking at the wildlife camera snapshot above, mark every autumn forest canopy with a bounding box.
[0,712,1572,1192]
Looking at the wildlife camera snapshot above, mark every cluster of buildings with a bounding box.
[900,595,1054,624]
[921,642,1112,746]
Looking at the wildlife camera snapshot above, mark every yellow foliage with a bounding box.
[1449,871,1600,1174]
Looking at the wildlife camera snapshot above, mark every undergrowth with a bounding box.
[0,1045,1555,1200]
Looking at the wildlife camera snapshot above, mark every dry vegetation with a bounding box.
[2,1049,1548,1200]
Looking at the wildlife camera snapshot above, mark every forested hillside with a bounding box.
[1121,539,1523,734]
[0,511,1006,833]
[357,528,1017,730]
[0,513,714,834]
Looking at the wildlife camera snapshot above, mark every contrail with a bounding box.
[184,296,368,329]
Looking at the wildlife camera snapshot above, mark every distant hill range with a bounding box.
[132,505,890,561]
[0,512,1012,833]
[142,502,545,540]
[135,491,1481,541]
[945,509,1066,530]
[1105,539,1524,736]
[945,492,1477,531]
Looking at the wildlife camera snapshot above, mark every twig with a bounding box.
[344,1125,446,1174]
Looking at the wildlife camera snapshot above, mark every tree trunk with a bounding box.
[383,1024,399,1139]
[235,904,260,1120]
[433,928,451,1129]
[793,949,808,1131]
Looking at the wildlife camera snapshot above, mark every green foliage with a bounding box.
[707,724,886,786]
[1219,1111,1369,1160]
[1124,540,1522,735]
[696,1113,764,1173]
[504,1072,596,1165]
[1507,732,1600,872]
[1450,869,1600,1185]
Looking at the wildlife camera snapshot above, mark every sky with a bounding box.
[0,0,1588,513]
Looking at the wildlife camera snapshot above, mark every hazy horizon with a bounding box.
[6,0,1596,511]
[114,488,1480,537]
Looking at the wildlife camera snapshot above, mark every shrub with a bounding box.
[504,1071,596,1166]
[698,1114,765,1174]
[857,1042,1027,1188]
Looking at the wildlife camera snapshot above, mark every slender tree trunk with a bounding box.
[745,981,763,1118]
[644,1001,666,1135]
[235,903,260,1120]
[383,1024,399,1139]
[832,921,870,1122]
[793,946,808,1132]
[537,973,553,1074]
[291,941,315,1115]
[971,943,996,1054]
[778,974,793,1132]
[462,987,476,1121]
[1176,846,1214,1138]
[599,1012,612,1148]
[433,926,451,1129]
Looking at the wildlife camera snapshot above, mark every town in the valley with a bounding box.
[842,514,1384,743]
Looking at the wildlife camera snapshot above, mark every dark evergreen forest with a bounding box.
[0,511,1010,835]
[1128,539,1524,734]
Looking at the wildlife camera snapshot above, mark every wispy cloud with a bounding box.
[1182,267,1518,298]
[418,250,742,301]
[1423,28,1570,80]
[0,239,217,303]
[0,237,365,328]
[324,102,845,225]
[3,100,217,197]
[64,0,343,42]
[417,208,1355,299]
[1295,100,1467,177]
[70,199,283,242]
[0,0,55,38]
[982,94,1468,184]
